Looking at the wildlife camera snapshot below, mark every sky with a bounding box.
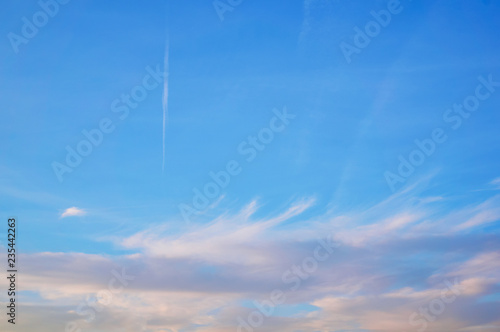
[1,0,500,331]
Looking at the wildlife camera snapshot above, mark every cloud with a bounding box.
[491,177,500,190]
[60,207,86,218]
[452,195,500,231]
[119,197,316,265]
[15,187,500,331]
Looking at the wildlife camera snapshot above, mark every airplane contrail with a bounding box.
[162,37,170,174]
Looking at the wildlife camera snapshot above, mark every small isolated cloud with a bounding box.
[60,207,86,218]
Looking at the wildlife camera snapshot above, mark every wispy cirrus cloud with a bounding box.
[491,177,500,190]
[120,197,316,265]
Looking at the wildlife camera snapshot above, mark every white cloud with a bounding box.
[120,198,316,265]
[60,207,86,218]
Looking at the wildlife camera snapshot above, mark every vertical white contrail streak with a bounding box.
[162,38,169,173]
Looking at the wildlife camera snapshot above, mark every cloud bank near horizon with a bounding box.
[12,182,500,332]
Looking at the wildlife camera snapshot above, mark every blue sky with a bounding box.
[1,0,500,331]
